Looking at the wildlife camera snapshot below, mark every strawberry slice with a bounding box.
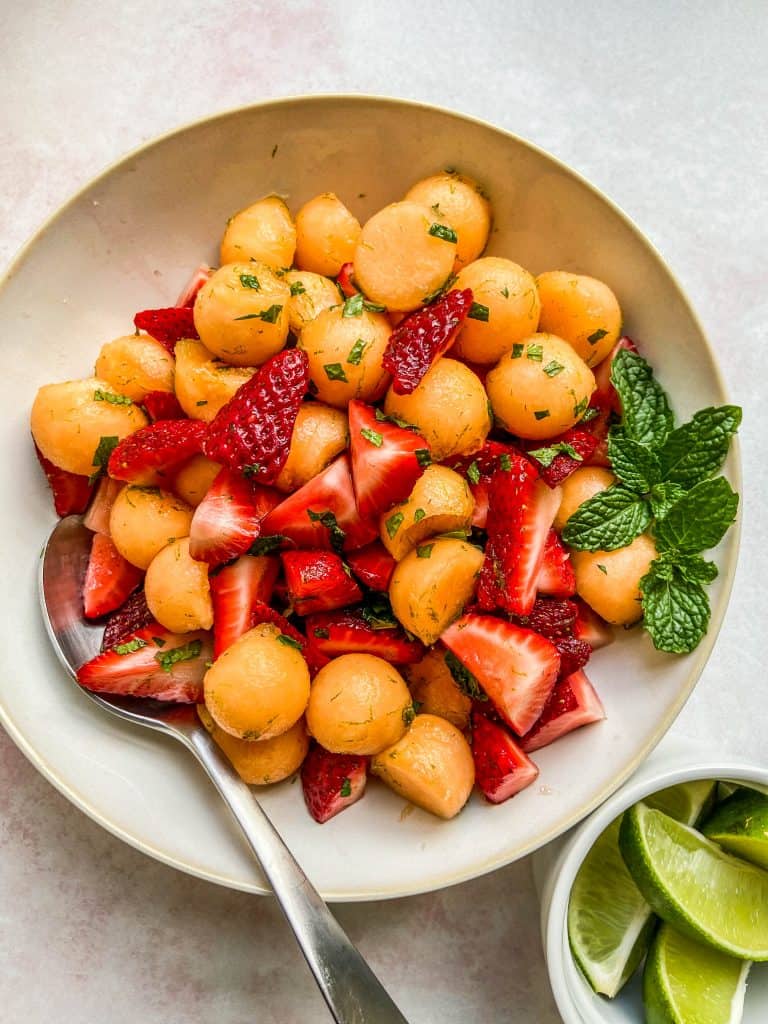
[304,608,424,664]
[248,602,329,675]
[101,591,153,651]
[573,598,614,650]
[202,349,309,483]
[262,454,378,552]
[78,624,212,703]
[520,670,605,752]
[345,542,396,592]
[536,530,576,597]
[382,288,473,395]
[336,262,357,298]
[478,460,561,616]
[300,744,368,823]
[553,635,592,677]
[83,533,144,619]
[189,468,281,567]
[446,440,521,529]
[441,614,560,736]
[281,551,362,616]
[514,597,577,639]
[142,390,186,422]
[348,400,431,519]
[34,443,94,517]
[210,554,280,657]
[108,419,207,485]
[592,336,638,413]
[83,476,124,535]
[471,710,539,803]
[175,263,213,307]
[133,307,198,353]
[526,428,600,488]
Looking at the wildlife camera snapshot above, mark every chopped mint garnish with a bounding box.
[428,223,458,243]
[155,639,202,673]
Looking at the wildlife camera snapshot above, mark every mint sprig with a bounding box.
[610,348,674,447]
[653,477,738,555]
[562,486,652,551]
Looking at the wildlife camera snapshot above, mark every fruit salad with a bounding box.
[30,173,741,824]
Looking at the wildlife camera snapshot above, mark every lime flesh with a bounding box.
[703,789,768,870]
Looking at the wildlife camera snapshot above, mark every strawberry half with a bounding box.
[348,401,431,519]
[526,428,600,488]
[175,263,213,307]
[142,390,186,422]
[83,476,124,535]
[101,591,153,651]
[446,440,521,529]
[34,443,94,517]
[133,306,199,352]
[78,624,212,703]
[520,670,605,752]
[471,710,539,804]
[441,613,560,736]
[536,530,576,598]
[83,533,144,619]
[210,554,280,657]
[248,602,329,675]
[300,744,368,823]
[514,597,577,639]
[336,262,357,298]
[304,608,424,664]
[346,542,396,592]
[573,598,614,650]
[382,288,473,395]
[189,468,281,568]
[262,454,378,552]
[108,419,207,485]
[553,635,592,678]
[202,349,309,483]
[281,551,362,616]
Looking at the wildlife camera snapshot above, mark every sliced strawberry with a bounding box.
[101,591,153,651]
[189,468,281,568]
[471,710,539,803]
[536,530,576,598]
[34,443,94,517]
[175,263,213,307]
[513,597,577,639]
[592,336,638,412]
[520,670,605,752]
[262,454,378,552]
[446,440,521,529]
[82,476,123,535]
[83,533,144,619]
[305,608,424,664]
[108,419,207,485]
[553,635,592,677]
[248,602,329,676]
[573,598,614,650]
[478,461,561,616]
[142,390,186,422]
[382,288,473,394]
[281,551,362,616]
[202,349,309,483]
[525,428,600,488]
[210,555,280,657]
[441,614,560,736]
[348,401,431,519]
[346,542,396,592]
[336,262,357,298]
[78,624,212,703]
[301,745,368,823]
[133,306,199,353]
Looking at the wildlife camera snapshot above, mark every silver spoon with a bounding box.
[39,515,409,1024]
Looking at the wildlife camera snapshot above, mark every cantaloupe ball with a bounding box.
[306,653,412,756]
[294,193,361,277]
[380,465,474,560]
[485,334,595,440]
[451,257,541,364]
[172,454,222,507]
[174,339,255,422]
[204,623,310,741]
[275,402,349,493]
[536,271,622,367]
[109,485,193,570]
[384,358,491,461]
[554,467,616,532]
[94,335,175,402]
[198,706,309,785]
[404,649,472,731]
[353,201,457,312]
[144,537,213,633]
[405,171,491,268]
[284,270,342,334]
[220,196,296,269]
[389,538,485,645]
[193,262,290,367]
[298,306,391,408]
[371,714,475,819]
[572,534,658,626]
[31,377,148,477]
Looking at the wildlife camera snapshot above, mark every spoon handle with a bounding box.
[186,725,409,1024]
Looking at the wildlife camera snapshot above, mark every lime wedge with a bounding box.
[647,778,716,825]
[620,802,768,960]
[568,781,716,996]
[703,789,768,870]
[643,923,750,1024]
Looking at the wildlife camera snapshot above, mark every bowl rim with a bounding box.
[0,93,743,900]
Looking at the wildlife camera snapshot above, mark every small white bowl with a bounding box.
[536,747,768,1023]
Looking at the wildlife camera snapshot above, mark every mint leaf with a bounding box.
[561,485,652,552]
[654,476,738,554]
[669,553,719,585]
[528,442,583,469]
[610,349,673,447]
[155,639,202,673]
[444,651,487,701]
[607,427,661,492]
[640,562,710,654]
[658,405,742,488]
[649,482,686,519]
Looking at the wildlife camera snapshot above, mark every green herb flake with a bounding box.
[242,463,262,477]
[196,400,208,407]
[499,454,512,472]
[340,777,352,798]
[248,535,287,556]
[573,396,589,419]
[313,627,330,640]
[528,442,583,468]
[444,650,487,701]
[534,409,550,421]
[413,508,426,523]
[152,636,166,647]
[271,144,278,158]
[511,343,524,359]
[416,544,434,559]
[526,344,544,362]
[89,435,120,484]
[239,273,261,290]
[360,427,383,447]
[342,293,364,317]
[307,509,346,553]
[363,299,387,313]
[587,328,608,345]
[323,363,348,383]
[360,592,398,630]
[385,512,405,539]
[234,304,283,323]
[428,223,458,244]
[415,448,432,467]
[402,701,420,726]
[467,461,481,484]
[346,338,367,365]
[597,564,608,575]
[155,639,202,674]
[277,634,302,651]
[114,638,147,655]
[468,301,490,322]
[94,389,132,406]
[500,286,510,298]
[543,360,565,377]
[289,280,306,296]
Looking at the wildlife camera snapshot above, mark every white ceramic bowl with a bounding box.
[0,96,740,899]
[537,747,768,1023]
